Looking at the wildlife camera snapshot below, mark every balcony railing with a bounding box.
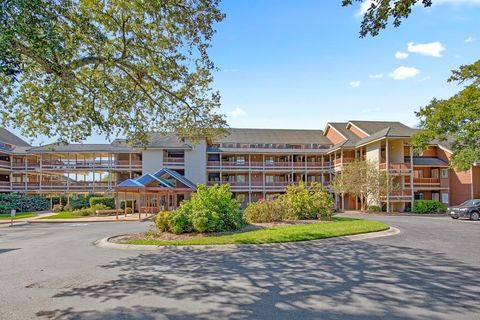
[384,189,413,199]
[10,181,113,191]
[163,158,185,166]
[8,159,142,170]
[0,160,10,168]
[333,157,355,166]
[413,178,440,186]
[379,162,412,173]
[206,161,332,170]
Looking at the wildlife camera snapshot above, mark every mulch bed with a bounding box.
[112,219,325,242]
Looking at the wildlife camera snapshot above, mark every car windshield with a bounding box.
[460,200,479,206]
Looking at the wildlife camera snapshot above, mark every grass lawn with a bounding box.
[121,217,389,246]
[0,213,37,220]
[40,211,89,219]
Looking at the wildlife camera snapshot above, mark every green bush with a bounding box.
[368,205,382,213]
[412,200,447,213]
[244,182,334,223]
[0,194,49,213]
[121,200,136,209]
[125,207,133,214]
[155,211,173,232]
[155,184,243,234]
[244,199,286,223]
[89,197,115,209]
[70,196,89,210]
[72,204,110,217]
[63,203,73,212]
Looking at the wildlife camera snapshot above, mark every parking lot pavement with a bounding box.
[0,216,478,320]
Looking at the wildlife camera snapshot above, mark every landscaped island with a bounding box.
[116,183,388,247]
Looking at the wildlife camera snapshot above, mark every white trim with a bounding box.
[325,124,348,141]
[346,122,370,137]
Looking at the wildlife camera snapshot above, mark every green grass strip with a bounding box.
[0,213,37,220]
[40,211,88,219]
[121,217,389,246]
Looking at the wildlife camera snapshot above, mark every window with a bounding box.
[265,175,274,183]
[431,168,439,179]
[265,156,274,165]
[414,193,424,200]
[441,168,449,178]
[441,193,449,204]
[236,175,246,183]
[414,170,424,178]
[236,156,245,164]
[432,193,440,202]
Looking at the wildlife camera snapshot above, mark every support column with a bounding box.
[386,139,390,213]
[410,143,414,209]
[115,191,119,220]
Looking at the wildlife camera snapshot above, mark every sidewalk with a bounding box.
[0,212,154,225]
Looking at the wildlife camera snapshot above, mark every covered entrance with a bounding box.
[114,168,196,219]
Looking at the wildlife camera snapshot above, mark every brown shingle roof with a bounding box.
[0,128,30,147]
[214,128,332,145]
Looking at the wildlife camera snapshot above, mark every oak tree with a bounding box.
[0,0,226,144]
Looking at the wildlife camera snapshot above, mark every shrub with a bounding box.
[72,204,110,217]
[155,211,173,232]
[63,203,73,212]
[244,199,286,223]
[70,196,89,210]
[89,197,115,209]
[125,207,133,214]
[280,182,334,221]
[0,202,9,215]
[0,194,49,212]
[368,205,382,213]
[155,184,242,234]
[412,200,447,214]
[52,204,64,212]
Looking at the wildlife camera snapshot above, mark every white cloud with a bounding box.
[395,51,409,59]
[228,107,246,117]
[389,66,420,80]
[355,0,375,17]
[465,36,476,43]
[349,81,361,88]
[407,41,446,57]
[369,73,384,80]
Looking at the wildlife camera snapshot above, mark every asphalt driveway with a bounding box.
[0,214,478,320]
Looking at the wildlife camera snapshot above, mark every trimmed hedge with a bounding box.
[89,197,115,208]
[0,194,49,214]
[412,200,447,214]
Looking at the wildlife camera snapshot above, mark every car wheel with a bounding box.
[470,211,480,221]
[451,216,459,219]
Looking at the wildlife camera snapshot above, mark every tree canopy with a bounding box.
[0,0,226,144]
[344,0,479,170]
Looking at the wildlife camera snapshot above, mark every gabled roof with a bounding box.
[348,121,415,136]
[214,128,332,146]
[152,168,197,189]
[28,143,134,153]
[143,133,192,149]
[0,128,30,147]
[325,122,361,148]
[117,168,196,189]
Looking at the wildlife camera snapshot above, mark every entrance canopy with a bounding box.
[115,168,196,216]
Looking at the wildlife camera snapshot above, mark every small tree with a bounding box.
[331,160,397,211]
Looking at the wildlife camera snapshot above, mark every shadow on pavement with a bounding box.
[37,239,480,319]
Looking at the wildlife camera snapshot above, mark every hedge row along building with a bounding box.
[1,121,479,211]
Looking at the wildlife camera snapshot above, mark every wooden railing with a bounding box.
[333,157,355,165]
[0,160,10,168]
[9,181,113,191]
[207,161,333,169]
[163,157,185,165]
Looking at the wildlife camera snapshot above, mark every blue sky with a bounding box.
[213,0,480,129]
[10,0,480,144]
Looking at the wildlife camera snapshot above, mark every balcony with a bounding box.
[379,162,412,174]
[0,160,10,169]
[382,189,413,200]
[163,157,185,166]
[413,178,441,188]
[206,161,331,170]
[10,181,113,192]
[0,181,10,191]
[333,157,355,166]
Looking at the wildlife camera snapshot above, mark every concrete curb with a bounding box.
[94,227,400,251]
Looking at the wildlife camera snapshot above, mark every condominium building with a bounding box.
[1,121,479,211]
